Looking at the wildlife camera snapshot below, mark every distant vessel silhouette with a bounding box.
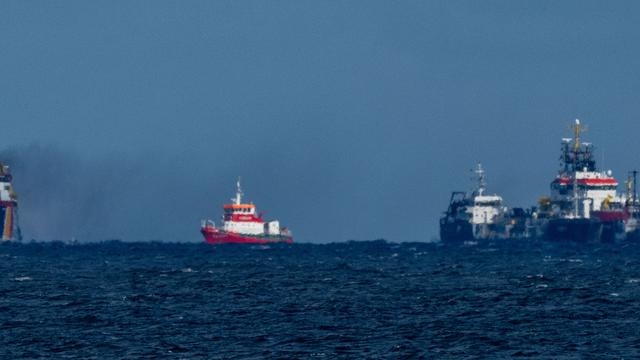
[440,119,640,243]
[0,162,21,241]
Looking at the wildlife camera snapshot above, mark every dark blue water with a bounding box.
[2,240,640,358]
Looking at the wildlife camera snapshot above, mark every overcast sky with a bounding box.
[2,1,640,242]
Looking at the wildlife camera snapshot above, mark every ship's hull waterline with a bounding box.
[542,218,603,243]
[201,227,293,245]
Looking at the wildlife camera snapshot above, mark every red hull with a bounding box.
[201,227,293,245]
[592,210,629,222]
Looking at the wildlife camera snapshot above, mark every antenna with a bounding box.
[570,118,588,153]
[634,170,638,206]
[233,177,243,205]
[475,163,486,196]
[625,175,632,204]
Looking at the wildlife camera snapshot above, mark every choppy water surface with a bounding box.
[2,240,640,358]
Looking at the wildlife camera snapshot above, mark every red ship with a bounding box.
[201,179,293,244]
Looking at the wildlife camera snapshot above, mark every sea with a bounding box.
[2,240,640,359]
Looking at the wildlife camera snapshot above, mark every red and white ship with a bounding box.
[0,163,20,241]
[200,179,293,244]
[540,119,626,242]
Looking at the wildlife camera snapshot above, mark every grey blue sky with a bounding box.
[1,1,640,242]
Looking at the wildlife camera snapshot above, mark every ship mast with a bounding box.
[625,175,633,205]
[571,119,586,217]
[633,170,638,207]
[572,119,584,154]
[475,163,486,196]
[233,177,243,205]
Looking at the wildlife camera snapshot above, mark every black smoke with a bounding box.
[0,144,219,242]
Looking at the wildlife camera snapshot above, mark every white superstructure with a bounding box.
[468,164,507,239]
[549,120,620,219]
[0,165,16,203]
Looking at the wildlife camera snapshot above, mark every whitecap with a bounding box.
[13,276,32,282]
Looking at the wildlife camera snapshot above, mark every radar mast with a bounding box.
[571,119,587,154]
[475,163,486,196]
[233,177,243,205]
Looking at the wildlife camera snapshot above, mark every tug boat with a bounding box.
[201,179,293,244]
[0,163,20,241]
